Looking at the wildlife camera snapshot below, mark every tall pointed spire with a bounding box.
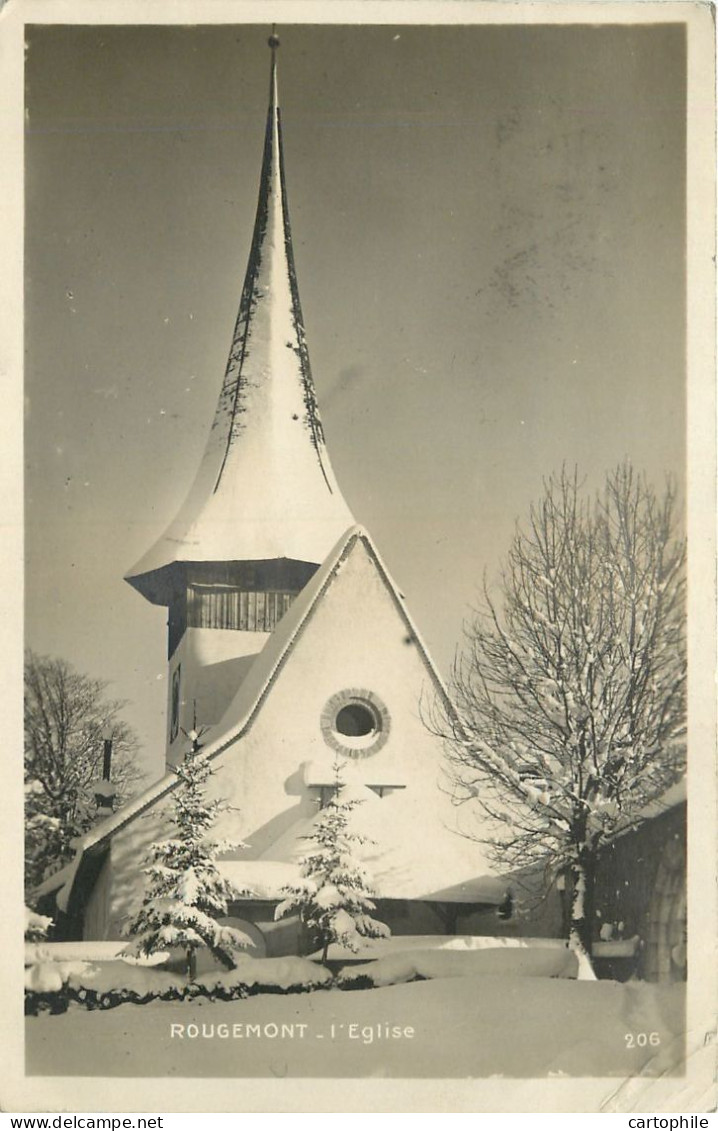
[126,32,354,606]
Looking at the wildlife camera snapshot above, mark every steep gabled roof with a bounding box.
[79,527,454,845]
[56,525,460,912]
[126,37,354,606]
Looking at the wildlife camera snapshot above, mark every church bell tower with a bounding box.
[125,35,355,763]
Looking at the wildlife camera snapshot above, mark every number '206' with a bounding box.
[625,1032,661,1048]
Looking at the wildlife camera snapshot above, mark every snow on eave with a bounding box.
[51,777,177,913]
[256,785,505,904]
[190,522,458,765]
[639,775,686,815]
[66,768,180,855]
[303,761,408,788]
[354,527,459,722]
[419,875,508,904]
[216,860,301,901]
[32,861,76,899]
[609,776,687,842]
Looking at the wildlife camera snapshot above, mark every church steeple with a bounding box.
[125,34,356,762]
[126,33,354,608]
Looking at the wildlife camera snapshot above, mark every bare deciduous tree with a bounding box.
[435,464,686,954]
[24,650,143,891]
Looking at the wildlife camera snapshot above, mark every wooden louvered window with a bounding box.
[186,585,295,633]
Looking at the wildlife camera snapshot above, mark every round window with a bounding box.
[335,703,376,737]
[320,690,390,757]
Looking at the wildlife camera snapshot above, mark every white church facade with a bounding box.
[40,36,509,955]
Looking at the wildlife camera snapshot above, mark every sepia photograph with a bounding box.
[3,0,716,1116]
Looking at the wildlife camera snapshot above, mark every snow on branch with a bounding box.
[122,729,253,977]
[428,462,686,954]
[275,759,390,963]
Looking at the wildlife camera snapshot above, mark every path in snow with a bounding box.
[26,976,685,1079]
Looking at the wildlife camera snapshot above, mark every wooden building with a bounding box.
[591,781,686,983]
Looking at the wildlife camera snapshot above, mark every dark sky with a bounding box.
[24,21,686,778]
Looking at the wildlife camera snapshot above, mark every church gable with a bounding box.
[203,529,491,893]
[56,534,501,936]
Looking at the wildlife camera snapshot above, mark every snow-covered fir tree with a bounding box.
[122,726,251,978]
[275,760,390,963]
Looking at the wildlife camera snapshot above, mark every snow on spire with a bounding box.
[126,31,354,606]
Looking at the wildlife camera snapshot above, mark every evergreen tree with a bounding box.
[123,728,251,978]
[275,761,390,962]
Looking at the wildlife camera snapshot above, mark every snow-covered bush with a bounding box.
[337,945,581,989]
[25,906,53,942]
[196,956,332,994]
[24,953,333,1015]
[24,907,65,1012]
[25,961,188,1016]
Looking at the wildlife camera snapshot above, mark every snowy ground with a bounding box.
[26,975,685,1079]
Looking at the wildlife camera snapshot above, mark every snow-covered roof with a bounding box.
[59,523,487,918]
[218,860,301,901]
[634,775,686,818]
[254,784,506,904]
[126,43,354,606]
[32,862,76,898]
[207,525,458,750]
[302,761,407,788]
[68,768,178,856]
[56,526,458,905]
[610,775,686,841]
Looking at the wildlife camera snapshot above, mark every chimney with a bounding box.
[92,730,117,817]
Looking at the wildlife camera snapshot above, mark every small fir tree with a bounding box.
[275,760,390,963]
[123,726,251,978]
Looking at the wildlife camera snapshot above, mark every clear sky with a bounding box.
[24,21,686,781]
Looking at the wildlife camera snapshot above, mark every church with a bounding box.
[41,35,507,955]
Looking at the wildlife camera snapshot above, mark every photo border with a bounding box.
[2,0,715,1114]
